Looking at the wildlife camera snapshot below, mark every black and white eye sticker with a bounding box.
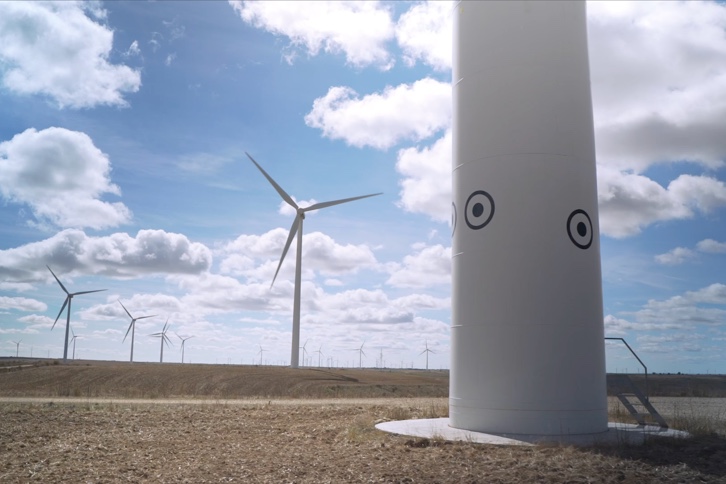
[567,209,593,249]
[465,190,495,230]
[451,202,457,236]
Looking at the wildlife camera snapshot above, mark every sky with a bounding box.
[0,1,725,374]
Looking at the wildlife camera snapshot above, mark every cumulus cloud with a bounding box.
[0,1,141,108]
[654,247,696,266]
[0,296,47,312]
[229,0,394,69]
[396,130,451,222]
[633,283,726,326]
[597,168,726,237]
[0,229,212,282]
[697,239,726,254]
[395,0,453,71]
[588,1,726,172]
[0,127,132,229]
[219,229,378,279]
[656,238,726,265]
[305,78,450,150]
[386,244,450,288]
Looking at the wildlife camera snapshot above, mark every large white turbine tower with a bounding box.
[246,152,381,369]
[47,266,106,364]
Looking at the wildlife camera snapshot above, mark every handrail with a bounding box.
[605,337,649,401]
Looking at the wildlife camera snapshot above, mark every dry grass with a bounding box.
[1,360,726,482]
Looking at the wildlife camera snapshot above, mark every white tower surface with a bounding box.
[451,1,607,435]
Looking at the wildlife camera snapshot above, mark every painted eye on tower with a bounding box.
[567,209,593,249]
[465,190,495,230]
[451,202,457,236]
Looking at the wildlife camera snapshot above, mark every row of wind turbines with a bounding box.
[47,265,193,364]
[40,154,435,369]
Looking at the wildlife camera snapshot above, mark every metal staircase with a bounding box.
[609,373,668,429]
[605,337,669,429]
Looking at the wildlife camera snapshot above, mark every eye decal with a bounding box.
[567,209,593,249]
[465,190,495,230]
[452,202,457,236]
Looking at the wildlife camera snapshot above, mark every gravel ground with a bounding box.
[2,399,726,483]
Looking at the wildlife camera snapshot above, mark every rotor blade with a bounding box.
[271,215,300,288]
[135,315,156,321]
[118,300,133,319]
[303,193,382,212]
[52,297,69,330]
[176,332,183,341]
[72,289,106,296]
[246,152,298,210]
[162,318,170,332]
[47,265,69,295]
[123,321,134,342]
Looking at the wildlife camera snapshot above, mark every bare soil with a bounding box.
[1,360,726,483]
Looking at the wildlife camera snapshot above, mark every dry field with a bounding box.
[1,360,726,483]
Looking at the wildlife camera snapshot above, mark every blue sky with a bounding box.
[1,1,725,374]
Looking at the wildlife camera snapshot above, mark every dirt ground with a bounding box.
[2,399,726,483]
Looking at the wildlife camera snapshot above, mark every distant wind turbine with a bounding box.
[299,339,309,367]
[151,319,173,363]
[70,328,78,360]
[12,340,21,358]
[257,344,265,365]
[119,300,156,363]
[420,340,434,370]
[315,344,324,367]
[176,333,194,363]
[246,152,381,369]
[47,266,106,363]
[356,342,366,368]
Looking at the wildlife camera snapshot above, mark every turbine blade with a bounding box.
[271,215,300,288]
[246,152,298,210]
[118,300,133,319]
[72,289,106,296]
[304,192,382,212]
[136,315,156,321]
[47,265,69,295]
[123,321,134,342]
[52,297,69,330]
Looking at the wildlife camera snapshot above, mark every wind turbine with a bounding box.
[246,152,382,369]
[315,344,324,367]
[47,265,106,363]
[119,300,156,363]
[12,340,21,358]
[177,333,194,363]
[356,341,366,368]
[150,319,173,363]
[299,339,309,367]
[257,344,265,365]
[70,328,78,360]
[419,340,434,370]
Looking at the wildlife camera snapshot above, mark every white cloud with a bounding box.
[0,296,47,312]
[304,78,450,150]
[219,229,378,279]
[654,247,695,265]
[229,0,394,69]
[696,239,726,254]
[597,167,726,238]
[633,283,726,326]
[0,1,141,108]
[588,1,726,172]
[165,53,176,66]
[396,130,451,222]
[124,40,140,58]
[386,244,450,288]
[0,127,132,229]
[395,0,453,71]
[0,229,212,282]
[278,197,317,216]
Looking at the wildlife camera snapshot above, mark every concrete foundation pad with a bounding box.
[375,418,689,446]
